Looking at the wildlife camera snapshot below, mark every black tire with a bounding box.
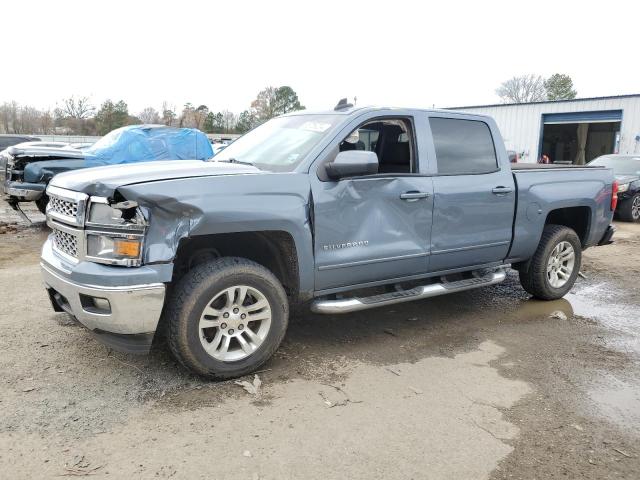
[617,193,640,222]
[36,194,49,215]
[519,224,582,300]
[166,257,289,380]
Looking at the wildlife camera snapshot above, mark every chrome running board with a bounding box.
[311,269,507,314]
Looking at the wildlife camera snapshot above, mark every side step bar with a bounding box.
[311,269,507,314]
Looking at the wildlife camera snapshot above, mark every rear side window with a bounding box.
[429,117,498,174]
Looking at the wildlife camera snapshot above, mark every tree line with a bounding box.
[496,73,578,104]
[0,85,304,136]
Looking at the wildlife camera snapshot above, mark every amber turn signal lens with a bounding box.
[113,239,141,257]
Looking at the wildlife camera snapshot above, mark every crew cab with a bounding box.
[40,104,616,379]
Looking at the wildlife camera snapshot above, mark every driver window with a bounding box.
[339,118,414,174]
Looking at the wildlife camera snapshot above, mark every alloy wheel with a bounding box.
[546,241,575,288]
[198,285,272,361]
[632,196,640,220]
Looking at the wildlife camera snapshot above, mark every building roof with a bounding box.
[448,93,640,110]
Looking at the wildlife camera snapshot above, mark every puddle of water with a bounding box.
[567,283,638,336]
[565,282,640,432]
[589,375,640,433]
[566,282,640,356]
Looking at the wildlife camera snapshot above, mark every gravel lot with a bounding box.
[1,200,639,479]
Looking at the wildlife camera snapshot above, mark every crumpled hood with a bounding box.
[49,160,262,197]
[24,159,87,183]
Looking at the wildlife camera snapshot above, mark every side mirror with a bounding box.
[326,150,378,180]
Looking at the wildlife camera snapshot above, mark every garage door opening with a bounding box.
[540,110,622,165]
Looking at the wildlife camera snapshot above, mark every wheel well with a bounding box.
[173,231,300,300]
[545,206,590,245]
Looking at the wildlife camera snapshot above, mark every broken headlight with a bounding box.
[85,197,147,266]
[87,198,146,228]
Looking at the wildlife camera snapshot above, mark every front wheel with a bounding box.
[618,193,640,222]
[166,257,289,380]
[519,224,582,300]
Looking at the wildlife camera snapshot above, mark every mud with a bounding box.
[1,200,639,479]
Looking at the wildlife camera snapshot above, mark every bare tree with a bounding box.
[0,101,19,133]
[138,107,161,124]
[496,75,547,103]
[221,110,237,133]
[39,110,54,134]
[18,106,41,133]
[59,96,95,119]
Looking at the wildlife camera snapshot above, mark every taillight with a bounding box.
[611,180,619,211]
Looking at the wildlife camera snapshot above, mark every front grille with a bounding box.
[52,228,78,258]
[49,196,78,218]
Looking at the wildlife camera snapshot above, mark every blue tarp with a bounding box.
[84,125,213,167]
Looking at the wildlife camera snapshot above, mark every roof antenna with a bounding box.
[334,98,353,111]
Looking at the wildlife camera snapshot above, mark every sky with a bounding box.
[2,0,639,115]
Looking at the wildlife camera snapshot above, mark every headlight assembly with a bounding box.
[86,233,144,266]
[617,183,629,193]
[84,196,147,266]
[87,197,146,229]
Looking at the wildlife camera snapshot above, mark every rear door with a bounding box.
[427,115,516,272]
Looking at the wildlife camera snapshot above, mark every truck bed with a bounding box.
[507,164,614,263]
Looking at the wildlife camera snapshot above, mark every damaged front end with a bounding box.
[1,145,85,211]
[1,149,46,205]
[41,184,167,353]
[46,185,148,267]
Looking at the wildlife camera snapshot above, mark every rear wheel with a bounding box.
[618,193,640,222]
[166,257,289,380]
[519,224,582,300]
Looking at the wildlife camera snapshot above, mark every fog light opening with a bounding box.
[80,294,112,314]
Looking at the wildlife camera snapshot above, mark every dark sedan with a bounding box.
[588,154,640,221]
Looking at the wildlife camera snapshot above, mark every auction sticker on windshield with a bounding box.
[300,121,332,133]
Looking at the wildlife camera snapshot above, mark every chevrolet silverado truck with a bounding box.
[40,103,616,379]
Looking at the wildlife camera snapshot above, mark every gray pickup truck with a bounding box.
[40,104,616,379]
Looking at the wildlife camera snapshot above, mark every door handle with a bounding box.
[492,186,513,195]
[400,191,430,201]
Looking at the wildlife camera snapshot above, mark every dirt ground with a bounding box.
[1,200,639,479]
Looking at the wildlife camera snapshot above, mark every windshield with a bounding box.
[85,127,125,155]
[589,155,640,176]
[213,114,343,172]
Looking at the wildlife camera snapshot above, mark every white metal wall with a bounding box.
[451,96,640,163]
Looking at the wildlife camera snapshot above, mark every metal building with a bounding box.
[450,94,640,164]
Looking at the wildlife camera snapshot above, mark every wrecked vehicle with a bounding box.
[1,125,213,214]
[40,104,616,379]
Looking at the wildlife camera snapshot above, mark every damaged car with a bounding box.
[40,104,617,380]
[1,125,213,215]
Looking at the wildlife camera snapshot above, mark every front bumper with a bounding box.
[41,238,167,354]
[2,181,45,201]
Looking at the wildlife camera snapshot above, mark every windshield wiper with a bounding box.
[218,158,255,167]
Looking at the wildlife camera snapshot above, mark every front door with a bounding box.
[311,117,433,291]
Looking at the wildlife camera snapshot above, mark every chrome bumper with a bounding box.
[2,182,45,201]
[41,262,166,337]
